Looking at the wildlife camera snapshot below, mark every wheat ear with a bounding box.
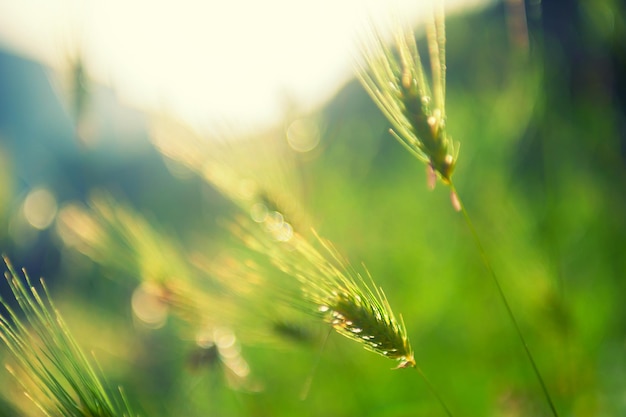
[357,4,457,186]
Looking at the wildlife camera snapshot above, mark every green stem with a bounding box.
[300,327,332,400]
[414,365,455,417]
[449,183,559,417]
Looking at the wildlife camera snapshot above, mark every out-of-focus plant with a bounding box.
[0,257,138,417]
[56,196,275,391]
[150,113,459,415]
[151,115,417,366]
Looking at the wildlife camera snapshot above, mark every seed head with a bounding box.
[321,287,415,368]
[239,220,415,369]
[358,8,457,185]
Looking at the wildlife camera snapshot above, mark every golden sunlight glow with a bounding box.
[0,0,486,132]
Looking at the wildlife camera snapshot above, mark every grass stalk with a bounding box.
[449,183,559,417]
[414,365,454,417]
[0,257,138,417]
[357,2,559,412]
[299,327,332,401]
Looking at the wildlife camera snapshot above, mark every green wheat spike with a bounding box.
[231,217,415,369]
[357,4,457,186]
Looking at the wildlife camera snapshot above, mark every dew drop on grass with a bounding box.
[332,311,345,321]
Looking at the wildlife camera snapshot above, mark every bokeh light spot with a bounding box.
[214,327,237,350]
[286,118,320,153]
[23,187,57,230]
[250,203,268,223]
[131,283,169,329]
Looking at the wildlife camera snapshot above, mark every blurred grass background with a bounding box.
[1,0,625,416]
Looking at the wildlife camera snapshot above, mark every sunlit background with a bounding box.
[0,0,486,131]
[1,0,625,416]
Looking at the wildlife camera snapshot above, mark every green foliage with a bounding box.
[1,2,625,417]
[0,258,137,417]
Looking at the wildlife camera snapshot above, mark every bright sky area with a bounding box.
[0,0,488,133]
